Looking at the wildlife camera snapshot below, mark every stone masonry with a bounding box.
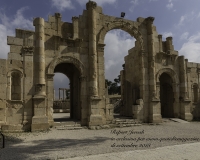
[0,1,199,131]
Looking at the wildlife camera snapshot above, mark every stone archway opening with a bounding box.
[104,29,136,119]
[53,63,81,122]
[159,73,174,118]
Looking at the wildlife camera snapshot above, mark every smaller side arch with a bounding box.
[7,69,24,101]
[156,68,179,84]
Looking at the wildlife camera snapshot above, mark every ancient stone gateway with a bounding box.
[0,1,199,131]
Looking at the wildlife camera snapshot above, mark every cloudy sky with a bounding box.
[0,0,200,99]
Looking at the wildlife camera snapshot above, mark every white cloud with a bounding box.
[0,7,33,59]
[179,33,200,63]
[162,32,173,38]
[177,12,197,26]
[180,32,189,40]
[104,30,135,81]
[76,0,116,6]
[178,15,186,26]
[198,12,200,18]
[149,0,158,2]
[166,0,173,10]
[51,0,74,11]
[129,0,139,12]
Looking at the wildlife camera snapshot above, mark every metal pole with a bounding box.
[0,132,5,148]
[59,88,60,100]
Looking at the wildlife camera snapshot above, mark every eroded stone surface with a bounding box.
[0,1,199,132]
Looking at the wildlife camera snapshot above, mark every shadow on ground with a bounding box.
[0,136,109,160]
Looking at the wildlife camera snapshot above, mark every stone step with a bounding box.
[56,126,83,130]
[53,121,81,127]
[169,118,190,123]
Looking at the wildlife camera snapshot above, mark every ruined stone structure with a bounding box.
[0,1,199,131]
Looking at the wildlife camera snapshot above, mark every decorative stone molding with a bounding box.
[187,67,191,73]
[156,68,179,84]
[46,74,55,81]
[22,46,34,55]
[97,43,106,52]
[48,55,84,76]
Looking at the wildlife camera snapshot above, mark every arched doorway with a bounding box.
[54,63,81,120]
[159,73,174,118]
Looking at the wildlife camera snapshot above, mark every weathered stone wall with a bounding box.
[0,0,199,131]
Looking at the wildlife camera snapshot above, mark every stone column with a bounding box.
[87,1,98,97]
[166,37,174,51]
[158,35,163,52]
[22,46,34,129]
[179,56,188,100]
[72,17,79,39]
[46,73,55,127]
[146,17,161,123]
[33,17,46,96]
[87,1,103,127]
[32,17,49,131]
[146,17,157,100]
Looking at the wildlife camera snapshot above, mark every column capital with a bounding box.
[46,73,55,81]
[146,17,155,23]
[22,46,34,55]
[197,68,200,74]
[72,16,79,21]
[97,43,106,52]
[86,1,97,10]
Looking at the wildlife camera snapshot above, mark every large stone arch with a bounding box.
[47,55,85,76]
[97,20,144,51]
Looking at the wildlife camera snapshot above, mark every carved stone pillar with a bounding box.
[46,73,55,127]
[146,17,161,123]
[72,17,79,39]
[87,1,98,97]
[166,37,174,51]
[33,17,46,97]
[146,17,157,101]
[179,56,188,100]
[187,66,192,100]
[158,35,163,52]
[32,17,49,131]
[22,46,34,128]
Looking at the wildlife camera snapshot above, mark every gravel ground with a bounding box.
[0,120,200,160]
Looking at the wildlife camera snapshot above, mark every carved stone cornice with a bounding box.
[86,1,97,10]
